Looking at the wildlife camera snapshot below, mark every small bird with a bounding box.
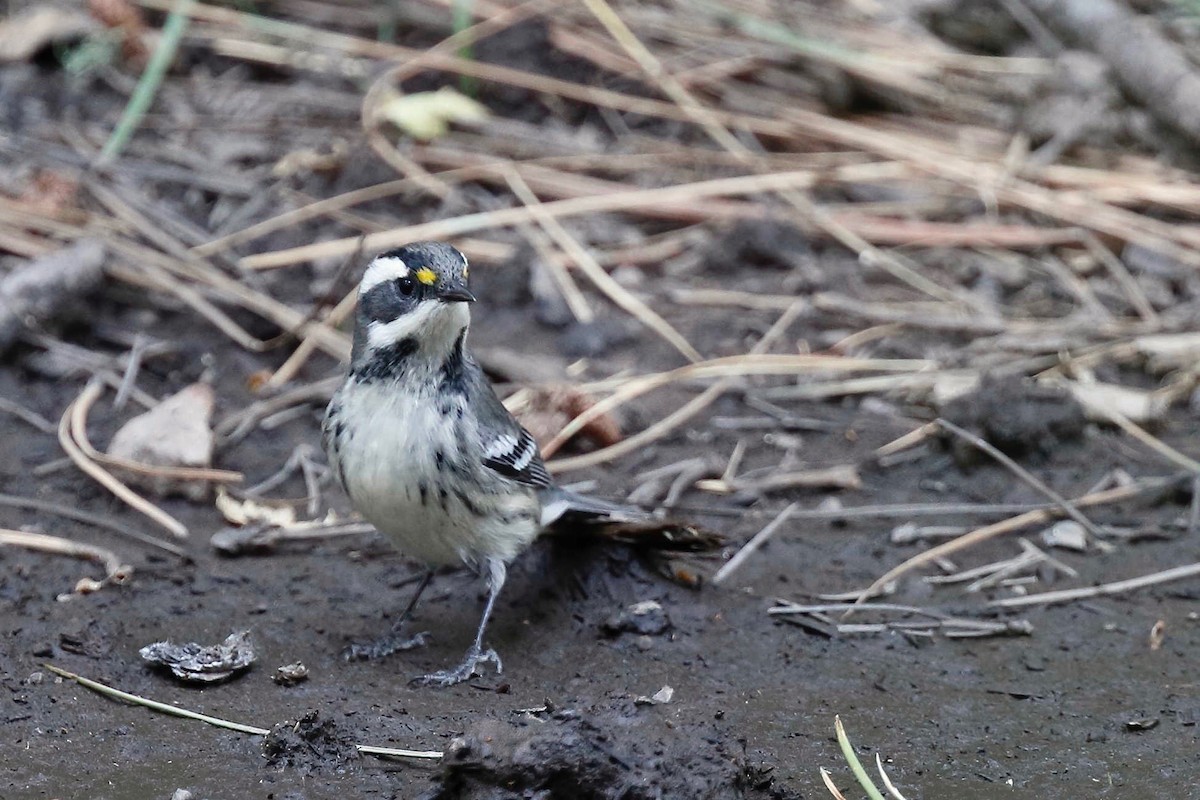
[322,242,706,687]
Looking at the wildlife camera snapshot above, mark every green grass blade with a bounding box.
[835,716,887,800]
[98,0,195,164]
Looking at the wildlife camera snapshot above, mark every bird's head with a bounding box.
[350,242,475,371]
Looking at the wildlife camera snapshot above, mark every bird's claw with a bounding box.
[410,644,502,687]
[342,630,430,662]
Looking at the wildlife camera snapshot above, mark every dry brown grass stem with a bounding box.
[58,382,189,539]
[238,169,827,269]
[846,479,1166,612]
[1085,403,1200,474]
[935,418,1102,539]
[580,0,972,308]
[989,561,1200,609]
[67,383,243,484]
[0,529,131,586]
[123,0,1200,272]
[546,352,927,460]
[547,300,812,471]
[502,165,700,362]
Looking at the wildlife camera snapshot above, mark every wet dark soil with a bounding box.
[7,281,1200,799]
[5,5,1200,800]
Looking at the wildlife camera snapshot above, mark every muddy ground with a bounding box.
[6,2,1200,799]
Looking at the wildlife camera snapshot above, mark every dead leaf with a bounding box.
[375,86,490,141]
[215,489,297,528]
[107,383,216,500]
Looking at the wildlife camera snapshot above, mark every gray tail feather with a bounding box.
[539,488,723,552]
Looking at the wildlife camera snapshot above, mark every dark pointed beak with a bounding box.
[438,286,476,304]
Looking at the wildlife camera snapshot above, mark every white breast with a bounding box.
[326,378,541,567]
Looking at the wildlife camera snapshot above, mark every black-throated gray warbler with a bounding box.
[323,241,693,686]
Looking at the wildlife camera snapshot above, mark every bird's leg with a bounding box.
[411,558,505,686]
[343,569,434,661]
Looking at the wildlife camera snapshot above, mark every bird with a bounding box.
[322,241,713,687]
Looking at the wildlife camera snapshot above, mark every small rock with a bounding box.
[601,600,671,638]
[1041,520,1088,552]
[108,383,216,501]
[171,790,193,800]
[273,662,309,686]
[635,684,674,705]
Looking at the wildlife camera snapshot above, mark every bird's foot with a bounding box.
[410,644,502,687]
[342,630,430,662]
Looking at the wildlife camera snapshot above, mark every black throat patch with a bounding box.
[439,331,469,396]
[351,337,419,382]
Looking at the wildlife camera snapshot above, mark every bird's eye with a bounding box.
[396,277,417,297]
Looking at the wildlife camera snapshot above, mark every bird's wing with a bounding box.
[468,358,554,488]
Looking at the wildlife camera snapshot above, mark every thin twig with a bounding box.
[712,502,798,586]
[58,382,189,539]
[0,529,131,585]
[846,478,1173,611]
[936,418,1103,539]
[503,165,700,361]
[989,561,1200,609]
[0,493,186,558]
[43,663,443,759]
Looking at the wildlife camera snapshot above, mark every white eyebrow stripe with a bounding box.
[359,256,409,295]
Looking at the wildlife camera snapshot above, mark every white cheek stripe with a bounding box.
[359,256,410,295]
[365,302,434,350]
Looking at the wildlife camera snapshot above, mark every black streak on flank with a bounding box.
[453,487,486,517]
[439,331,469,396]
[353,337,418,382]
[418,481,429,506]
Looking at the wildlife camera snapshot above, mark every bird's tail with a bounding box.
[538,487,722,552]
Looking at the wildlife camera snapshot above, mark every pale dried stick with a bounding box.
[44,663,444,759]
[548,301,808,471]
[936,418,1102,539]
[551,341,912,459]
[874,422,938,459]
[69,379,242,484]
[846,479,1167,611]
[712,502,798,585]
[265,282,360,388]
[546,346,899,462]
[1081,232,1158,324]
[990,561,1200,609]
[1086,402,1200,473]
[151,0,1200,265]
[580,0,973,309]
[503,166,700,362]
[0,528,131,585]
[0,493,185,558]
[58,383,189,539]
[512,218,594,323]
[240,169,825,269]
[0,397,56,434]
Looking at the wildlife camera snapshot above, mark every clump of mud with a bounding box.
[422,711,792,800]
[261,710,359,773]
[942,375,1086,459]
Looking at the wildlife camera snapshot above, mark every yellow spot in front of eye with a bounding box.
[415,267,437,286]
